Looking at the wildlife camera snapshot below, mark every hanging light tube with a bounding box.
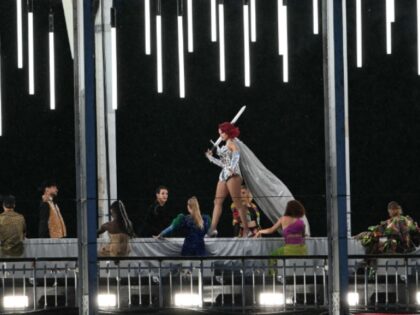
[111,7,118,110]
[17,0,23,68]
[211,0,217,42]
[313,0,319,35]
[356,0,362,67]
[0,38,3,136]
[28,0,34,95]
[386,0,395,54]
[187,0,194,52]
[277,0,282,55]
[145,0,151,55]
[250,0,256,42]
[218,0,225,81]
[177,0,185,98]
[156,0,163,92]
[417,0,420,75]
[278,1,288,82]
[49,12,55,110]
[243,0,250,87]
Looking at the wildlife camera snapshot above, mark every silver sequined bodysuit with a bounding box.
[217,145,242,181]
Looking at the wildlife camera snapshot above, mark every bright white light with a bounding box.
[17,0,23,68]
[417,0,420,75]
[177,16,185,98]
[156,15,163,93]
[187,0,194,52]
[28,12,34,94]
[3,295,29,309]
[218,3,225,81]
[243,4,250,87]
[313,0,319,35]
[211,0,217,42]
[174,293,201,307]
[259,292,285,306]
[0,42,2,136]
[277,0,282,55]
[386,0,395,54]
[280,4,288,82]
[111,27,118,110]
[356,0,362,68]
[97,294,116,307]
[416,291,420,304]
[347,292,359,306]
[49,32,55,110]
[145,0,151,55]
[250,0,256,42]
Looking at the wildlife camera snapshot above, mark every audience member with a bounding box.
[0,195,26,256]
[38,180,67,238]
[231,185,261,237]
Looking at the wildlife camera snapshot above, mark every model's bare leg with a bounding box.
[227,176,249,237]
[210,181,229,233]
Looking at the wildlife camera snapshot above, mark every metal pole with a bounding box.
[322,0,349,314]
[74,0,98,314]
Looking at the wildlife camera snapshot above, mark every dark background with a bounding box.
[0,0,418,238]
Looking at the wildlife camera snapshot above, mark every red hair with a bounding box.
[218,122,240,139]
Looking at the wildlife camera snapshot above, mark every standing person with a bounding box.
[97,200,136,256]
[0,195,26,256]
[155,197,211,256]
[138,186,172,237]
[38,180,67,238]
[231,185,261,237]
[205,122,250,237]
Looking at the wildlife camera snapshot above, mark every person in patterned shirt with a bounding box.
[0,195,26,256]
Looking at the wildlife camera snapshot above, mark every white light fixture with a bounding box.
[259,292,285,306]
[17,0,23,68]
[28,0,35,95]
[0,38,3,136]
[49,12,55,110]
[156,0,163,93]
[313,0,319,35]
[145,0,151,55]
[174,293,201,307]
[250,0,256,42]
[97,294,116,307]
[218,0,225,81]
[416,291,420,304]
[385,0,395,54]
[187,0,194,52]
[278,0,288,82]
[417,0,420,75]
[3,295,29,309]
[211,0,217,42]
[347,292,359,306]
[111,8,118,110]
[177,1,185,98]
[243,1,250,87]
[356,0,362,67]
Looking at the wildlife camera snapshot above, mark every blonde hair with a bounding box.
[188,196,204,230]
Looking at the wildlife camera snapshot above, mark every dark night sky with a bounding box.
[0,0,419,238]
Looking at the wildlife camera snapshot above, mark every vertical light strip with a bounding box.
[49,12,55,110]
[0,38,3,136]
[156,2,163,93]
[250,0,256,42]
[277,0,282,55]
[356,0,362,67]
[145,0,151,55]
[178,16,185,98]
[111,8,118,110]
[211,0,217,42]
[385,0,395,54]
[218,1,225,81]
[313,0,319,35]
[243,2,250,87]
[281,4,288,82]
[28,1,34,95]
[417,0,420,74]
[17,0,23,68]
[187,0,194,52]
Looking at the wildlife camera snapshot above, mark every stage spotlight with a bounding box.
[111,7,118,110]
[49,12,55,110]
[218,0,225,81]
[356,0,362,67]
[250,0,256,42]
[277,1,288,82]
[17,0,23,68]
[97,293,116,307]
[187,0,194,52]
[416,291,420,304]
[243,0,250,87]
[3,295,29,309]
[313,0,319,35]
[145,0,151,55]
[177,0,185,98]
[386,0,395,54]
[28,0,34,95]
[211,0,217,42]
[259,292,285,306]
[347,292,359,306]
[174,293,201,307]
[156,1,163,93]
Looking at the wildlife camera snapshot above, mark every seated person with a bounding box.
[155,196,211,256]
[97,200,136,257]
[356,201,420,254]
[255,200,307,256]
[0,195,26,256]
[231,185,261,237]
